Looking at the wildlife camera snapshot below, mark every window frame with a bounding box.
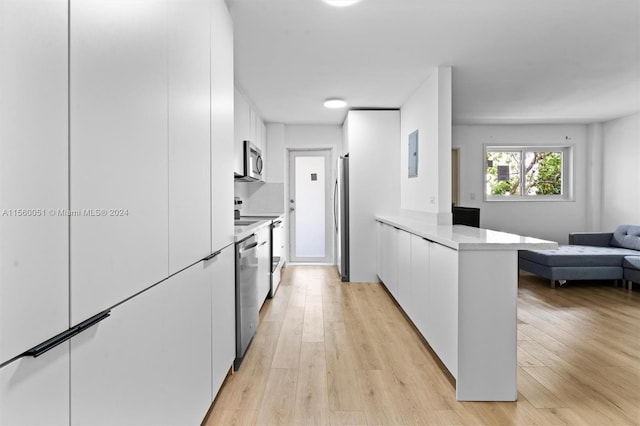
[483,144,574,202]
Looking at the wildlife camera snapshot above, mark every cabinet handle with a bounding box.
[203,250,222,261]
[22,310,111,358]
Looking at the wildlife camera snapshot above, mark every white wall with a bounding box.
[601,112,640,230]
[400,67,452,224]
[452,124,588,244]
[585,122,603,231]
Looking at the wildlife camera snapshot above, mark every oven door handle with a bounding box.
[239,242,259,258]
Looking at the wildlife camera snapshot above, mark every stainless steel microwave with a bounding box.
[236,140,263,182]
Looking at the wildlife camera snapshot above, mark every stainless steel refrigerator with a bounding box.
[334,155,349,282]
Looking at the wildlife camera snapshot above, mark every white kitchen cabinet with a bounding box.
[408,235,430,338]
[396,229,411,306]
[250,107,257,148]
[0,343,69,426]
[168,0,211,274]
[211,0,235,251]
[271,218,285,296]
[209,244,235,396]
[376,220,456,376]
[0,0,69,364]
[234,88,251,176]
[234,88,267,180]
[376,221,384,281]
[256,226,271,308]
[427,242,458,378]
[376,216,547,401]
[380,223,399,299]
[255,116,267,173]
[71,262,212,425]
[69,0,169,324]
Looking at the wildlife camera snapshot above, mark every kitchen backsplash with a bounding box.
[234,182,285,215]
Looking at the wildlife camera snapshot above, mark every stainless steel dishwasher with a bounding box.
[234,234,259,370]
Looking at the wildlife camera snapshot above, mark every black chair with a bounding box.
[452,206,480,228]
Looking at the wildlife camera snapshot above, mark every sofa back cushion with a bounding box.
[610,225,640,251]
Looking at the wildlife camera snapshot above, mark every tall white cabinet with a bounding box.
[1,0,236,424]
[0,0,69,365]
[344,110,400,282]
[211,0,235,250]
[69,0,170,324]
[168,0,212,274]
[0,2,70,424]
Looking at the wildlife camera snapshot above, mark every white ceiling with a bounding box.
[228,0,640,125]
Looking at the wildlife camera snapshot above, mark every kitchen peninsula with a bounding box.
[375,215,557,401]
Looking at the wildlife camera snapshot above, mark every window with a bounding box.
[485,146,572,201]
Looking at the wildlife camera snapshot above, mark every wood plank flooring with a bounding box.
[203,266,640,425]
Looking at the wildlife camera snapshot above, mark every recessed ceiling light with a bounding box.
[323,98,347,108]
[323,0,362,7]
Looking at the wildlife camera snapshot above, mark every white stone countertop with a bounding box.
[234,218,272,242]
[241,214,285,221]
[376,215,558,251]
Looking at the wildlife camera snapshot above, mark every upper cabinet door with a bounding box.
[0,0,69,363]
[211,0,235,251]
[69,0,169,324]
[234,88,250,175]
[168,0,212,273]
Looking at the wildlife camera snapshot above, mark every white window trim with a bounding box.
[483,144,574,202]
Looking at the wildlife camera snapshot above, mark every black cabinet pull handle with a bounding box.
[22,310,111,358]
[203,250,222,261]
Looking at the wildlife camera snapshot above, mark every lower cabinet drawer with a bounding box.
[70,262,212,425]
[0,343,69,425]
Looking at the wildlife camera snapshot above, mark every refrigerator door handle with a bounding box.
[333,179,338,233]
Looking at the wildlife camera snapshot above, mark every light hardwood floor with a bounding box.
[203,266,640,425]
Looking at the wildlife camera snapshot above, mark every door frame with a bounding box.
[285,147,335,264]
[452,148,460,206]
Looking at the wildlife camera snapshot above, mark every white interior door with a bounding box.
[288,150,332,263]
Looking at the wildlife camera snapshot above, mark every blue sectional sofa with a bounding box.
[519,225,640,288]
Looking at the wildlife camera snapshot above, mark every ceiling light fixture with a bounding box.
[323,98,347,108]
[322,0,361,7]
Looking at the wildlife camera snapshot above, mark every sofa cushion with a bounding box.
[623,256,640,270]
[610,225,640,251]
[520,245,639,267]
